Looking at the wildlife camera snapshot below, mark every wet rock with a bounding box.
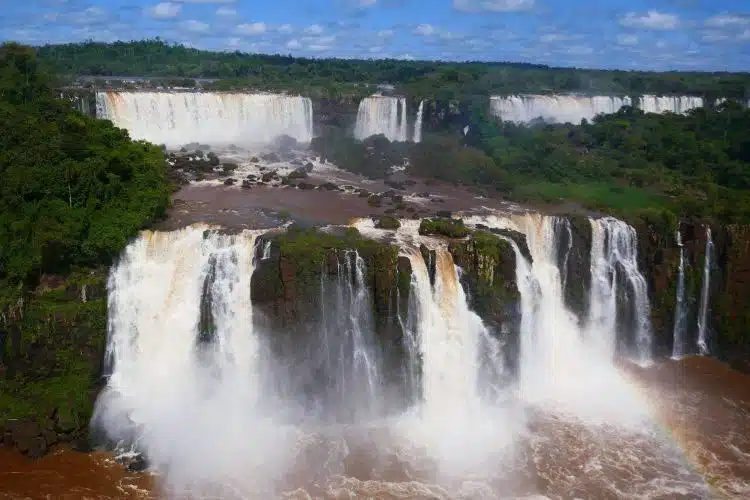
[245,174,257,181]
[250,156,259,163]
[358,190,371,198]
[27,436,48,459]
[41,428,57,447]
[128,455,150,473]
[223,178,236,186]
[221,162,237,174]
[436,210,452,218]
[417,192,431,198]
[367,195,382,208]
[261,152,281,163]
[274,134,298,152]
[318,182,339,191]
[304,162,315,173]
[297,182,315,190]
[207,152,220,167]
[261,171,279,183]
[288,170,308,180]
[2,431,12,447]
[241,180,252,189]
[385,180,405,191]
[403,179,417,186]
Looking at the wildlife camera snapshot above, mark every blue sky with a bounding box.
[2,0,749,71]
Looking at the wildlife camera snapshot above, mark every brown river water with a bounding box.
[2,356,749,500]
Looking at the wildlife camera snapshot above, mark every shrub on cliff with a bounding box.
[419,218,470,238]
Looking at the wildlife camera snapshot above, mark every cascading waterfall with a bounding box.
[95,91,314,148]
[353,96,409,142]
[92,226,295,496]
[587,217,652,363]
[463,213,650,424]
[697,227,714,355]
[490,94,704,124]
[638,95,704,114]
[671,228,688,359]
[489,95,633,124]
[413,100,424,143]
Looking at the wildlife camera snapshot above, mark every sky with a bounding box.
[1,0,749,71]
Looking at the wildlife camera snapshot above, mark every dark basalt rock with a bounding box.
[223,178,236,186]
[318,182,339,191]
[297,182,315,190]
[288,170,308,180]
[127,455,150,473]
[375,216,401,230]
[261,171,279,183]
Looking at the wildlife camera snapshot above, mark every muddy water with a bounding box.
[2,357,749,499]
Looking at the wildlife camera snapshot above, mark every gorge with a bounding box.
[4,58,750,499]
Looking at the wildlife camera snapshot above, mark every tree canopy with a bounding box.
[0,42,171,303]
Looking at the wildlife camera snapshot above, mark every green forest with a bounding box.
[38,40,750,101]
[0,43,171,426]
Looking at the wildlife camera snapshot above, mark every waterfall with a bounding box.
[354,96,409,142]
[697,227,714,355]
[490,94,705,124]
[638,95,703,114]
[413,100,424,143]
[463,213,649,423]
[95,91,314,148]
[671,229,688,359]
[489,95,633,124]
[92,226,297,496]
[261,240,271,260]
[587,217,652,363]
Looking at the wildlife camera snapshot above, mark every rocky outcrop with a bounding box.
[449,230,521,376]
[0,270,108,457]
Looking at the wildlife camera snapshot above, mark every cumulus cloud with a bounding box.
[286,39,302,49]
[146,3,182,20]
[620,11,679,31]
[414,24,436,36]
[705,14,750,27]
[236,22,267,35]
[378,29,394,38]
[453,0,534,13]
[215,7,236,17]
[617,34,638,46]
[304,24,324,35]
[278,24,294,34]
[181,19,209,33]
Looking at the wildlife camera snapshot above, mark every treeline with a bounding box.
[0,43,171,306]
[37,40,750,100]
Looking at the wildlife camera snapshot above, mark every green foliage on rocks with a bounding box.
[0,43,171,437]
[419,218,470,239]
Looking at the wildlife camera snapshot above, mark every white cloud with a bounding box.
[236,22,267,35]
[304,24,324,35]
[378,29,394,38]
[359,0,377,6]
[705,14,750,27]
[227,37,241,48]
[702,31,730,42]
[307,44,331,52]
[565,45,594,55]
[539,33,577,43]
[414,24,436,36]
[617,34,639,46]
[453,0,534,13]
[146,3,182,20]
[438,31,465,41]
[398,53,415,60]
[278,24,294,34]
[370,46,382,53]
[216,6,236,16]
[620,11,679,31]
[286,39,302,49]
[72,6,108,24]
[740,29,750,41]
[181,19,210,33]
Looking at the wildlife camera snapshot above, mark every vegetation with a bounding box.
[419,218,470,238]
[37,40,750,100]
[0,43,171,427]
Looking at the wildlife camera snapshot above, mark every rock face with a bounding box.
[0,270,108,457]
[449,230,521,375]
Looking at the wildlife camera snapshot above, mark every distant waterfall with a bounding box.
[489,95,633,124]
[95,91,314,148]
[671,229,688,359]
[638,95,703,114]
[354,96,410,142]
[697,227,714,355]
[588,217,652,364]
[490,94,704,124]
[413,100,424,143]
